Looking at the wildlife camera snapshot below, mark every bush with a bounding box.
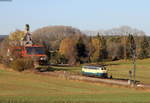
[49,52,68,64]
[2,57,12,67]
[0,56,3,63]
[10,58,34,72]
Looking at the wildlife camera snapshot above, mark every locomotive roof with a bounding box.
[83,65,105,69]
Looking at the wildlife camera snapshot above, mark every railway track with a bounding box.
[36,71,132,86]
[35,70,150,88]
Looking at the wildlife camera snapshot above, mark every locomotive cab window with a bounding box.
[101,67,106,70]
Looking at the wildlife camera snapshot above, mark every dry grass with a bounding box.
[0,59,150,103]
[106,59,150,84]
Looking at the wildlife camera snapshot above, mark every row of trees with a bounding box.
[57,33,150,65]
[0,26,150,65]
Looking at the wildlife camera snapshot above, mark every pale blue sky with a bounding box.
[0,0,150,35]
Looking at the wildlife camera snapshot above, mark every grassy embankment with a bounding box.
[52,58,150,84]
[0,62,150,103]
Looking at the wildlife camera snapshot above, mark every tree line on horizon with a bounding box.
[0,25,150,65]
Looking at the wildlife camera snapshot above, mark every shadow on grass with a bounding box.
[47,67,70,72]
[50,64,74,67]
[36,65,72,72]
[105,63,120,66]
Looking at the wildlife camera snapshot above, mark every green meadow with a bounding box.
[0,60,150,103]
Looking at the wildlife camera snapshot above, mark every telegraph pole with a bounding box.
[129,34,136,86]
[132,47,136,86]
[124,33,127,60]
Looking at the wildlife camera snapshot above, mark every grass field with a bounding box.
[106,59,150,84]
[52,58,150,84]
[0,64,150,103]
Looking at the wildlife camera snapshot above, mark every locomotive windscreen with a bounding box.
[25,47,45,55]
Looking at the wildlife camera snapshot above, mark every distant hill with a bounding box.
[32,26,84,49]
[0,35,8,41]
[32,26,82,40]
[0,35,7,38]
[83,26,146,36]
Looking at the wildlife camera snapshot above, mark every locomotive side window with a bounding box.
[101,67,106,70]
[103,67,106,70]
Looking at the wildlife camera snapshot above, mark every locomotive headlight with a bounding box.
[40,57,44,60]
[40,56,47,60]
